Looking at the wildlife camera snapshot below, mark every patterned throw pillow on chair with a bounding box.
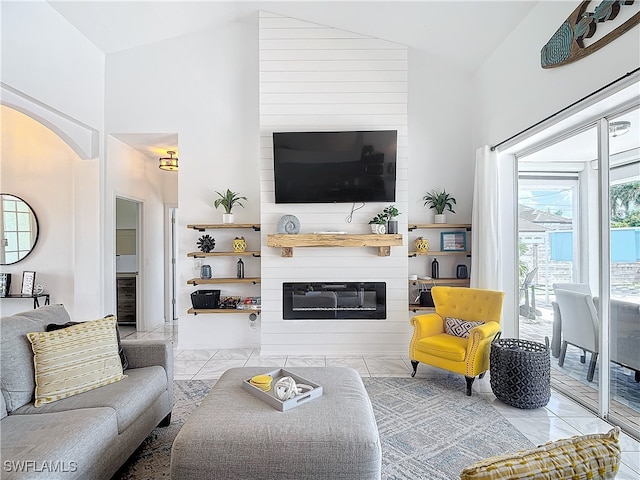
[445,317,484,338]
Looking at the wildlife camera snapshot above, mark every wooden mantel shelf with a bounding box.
[267,233,403,257]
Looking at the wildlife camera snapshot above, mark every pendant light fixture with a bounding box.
[159,150,178,171]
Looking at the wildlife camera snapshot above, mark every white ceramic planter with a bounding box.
[370,224,386,234]
[222,213,234,224]
[434,214,446,224]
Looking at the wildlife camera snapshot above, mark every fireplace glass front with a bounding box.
[282,282,386,319]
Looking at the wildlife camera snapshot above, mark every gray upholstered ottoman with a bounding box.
[170,367,381,480]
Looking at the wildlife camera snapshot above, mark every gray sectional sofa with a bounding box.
[1,304,173,479]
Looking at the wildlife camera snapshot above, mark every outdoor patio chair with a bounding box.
[551,283,592,358]
[519,267,538,319]
[554,288,599,382]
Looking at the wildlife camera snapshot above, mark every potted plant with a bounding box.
[383,205,401,234]
[214,189,247,223]
[423,189,456,224]
[368,213,387,234]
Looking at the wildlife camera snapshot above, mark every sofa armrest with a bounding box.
[410,313,445,338]
[465,321,501,376]
[409,314,445,359]
[121,339,174,406]
[467,321,501,345]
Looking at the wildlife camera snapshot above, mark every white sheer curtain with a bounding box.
[471,146,513,291]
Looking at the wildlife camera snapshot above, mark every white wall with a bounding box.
[474,1,640,147]
[0,106,76,317]
[0,1,104,131]
[408,51,474,224]
[473,1,640,333]
[407,50,475,282]
[1,2,105,320]
[105,17,261,347]
[258,12,410,355]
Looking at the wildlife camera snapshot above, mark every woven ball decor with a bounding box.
[490,338,550,409]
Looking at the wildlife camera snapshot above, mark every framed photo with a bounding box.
[440,232,466,252]
[21,271,36,295]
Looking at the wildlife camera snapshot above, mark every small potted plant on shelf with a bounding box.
[214,189,247,223]
[423,189,456,224]
[369,213,387,234]
[383,205,401,234]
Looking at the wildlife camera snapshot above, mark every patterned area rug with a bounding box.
[113,376,534,480]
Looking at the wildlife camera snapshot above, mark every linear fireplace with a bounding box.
[282,282,386,319]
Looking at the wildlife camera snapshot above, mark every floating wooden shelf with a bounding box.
[266,233,403,257]
[408,223,471,231]
[409,304,435,313]
[187,251,260,258]
[188,308,261,315]
[409,278,470,286]
[187,277,260,285]
[408,250,471,257]
[187,223,261,316]
[187,224,260,231]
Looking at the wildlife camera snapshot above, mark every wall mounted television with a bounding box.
[273,130,397,204]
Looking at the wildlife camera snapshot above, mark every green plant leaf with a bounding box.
[423,189,456,214]
[213,188,247,214]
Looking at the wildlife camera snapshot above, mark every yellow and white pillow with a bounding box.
[27,316,127,407]
[460,427,621,480]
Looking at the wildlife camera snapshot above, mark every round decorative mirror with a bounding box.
[1,194,39,265]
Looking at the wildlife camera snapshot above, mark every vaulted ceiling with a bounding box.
[49,1,538,73]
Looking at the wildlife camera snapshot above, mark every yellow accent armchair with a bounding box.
[409,286,505,395]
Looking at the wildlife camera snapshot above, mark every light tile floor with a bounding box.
[121,323,640,478]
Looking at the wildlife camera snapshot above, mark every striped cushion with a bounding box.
[460,427,621,480]
[26,316,127,407]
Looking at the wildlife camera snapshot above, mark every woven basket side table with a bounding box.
[490,338,550,409]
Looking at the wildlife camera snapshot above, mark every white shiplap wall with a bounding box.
[259,11,410,355]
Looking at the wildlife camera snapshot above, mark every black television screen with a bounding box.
[273,130,397,204]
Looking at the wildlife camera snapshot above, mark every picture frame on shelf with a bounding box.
[21,271,36,295]
[441,232,466,252]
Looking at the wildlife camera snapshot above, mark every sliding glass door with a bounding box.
[515,101,639,439]
[607,106,640,437]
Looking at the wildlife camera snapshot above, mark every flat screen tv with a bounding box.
[273,130,397,204]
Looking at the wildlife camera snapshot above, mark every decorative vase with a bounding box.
[387,220,398,234]
[434,214,446,224]
[370,224,386,234]
[414,237,430,253]
[223,213,234,224]
[233,236,247,253]
[200,265,212,279]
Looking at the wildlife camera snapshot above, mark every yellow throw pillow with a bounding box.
[460,427,620,480]
[27,316,127,407]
